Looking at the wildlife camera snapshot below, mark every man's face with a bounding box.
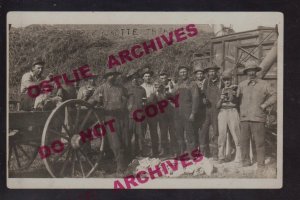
[246,69,257,80]
[223,79,232,87]
[32,64,44,77]
[195,71,204,80]
[143,73,151,83]
[179,68,188,80]
[159,75,168,84]
[208,69,217,79]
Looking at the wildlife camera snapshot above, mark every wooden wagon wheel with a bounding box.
[41,99,104,178]
[8,131,39,171]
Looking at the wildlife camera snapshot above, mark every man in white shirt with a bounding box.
[140,67,159,157]
[20,57,45,110]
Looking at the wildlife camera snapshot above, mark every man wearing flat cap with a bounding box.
[20,57,47,110]
[172,65,200,155]
[237,63,276,177]
[88,68,127,175]
[200,63,223,160]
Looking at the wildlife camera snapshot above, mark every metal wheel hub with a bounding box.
[70,134,83,149]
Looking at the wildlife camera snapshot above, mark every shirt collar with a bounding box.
[247,78,258,86]
[209,77,219,85]
[142,82,152,87]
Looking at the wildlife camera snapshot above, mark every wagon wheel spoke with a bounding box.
[73,106,81,134]
[13,145,21,168]
[71,151,76,177]
[16,144,31,160]
[51,146,70,164]
[8,146,13,168]
[78,109,93,132]
[75,151,85,177]
[62,124,72,137]
[59,149,72,177]
[78,148,94,168]
[48,128,69,140]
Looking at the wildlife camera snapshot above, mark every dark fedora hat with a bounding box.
[203,63,220,72]
[103,68,121,79]
[32,57,45,66]
[126,68,140,79]
[243,63,261,74]
[140,67,154,77]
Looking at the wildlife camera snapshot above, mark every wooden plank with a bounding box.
[211,33,259,43]
[238,47,259,60]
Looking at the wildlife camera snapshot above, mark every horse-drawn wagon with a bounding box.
[9,99,106,178]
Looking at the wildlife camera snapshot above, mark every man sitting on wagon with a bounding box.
[77,74,97,101]
[20,57,45,111]
[33,72,65,111]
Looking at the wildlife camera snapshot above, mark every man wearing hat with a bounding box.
[88,68,128,175]
[237,63,276,176]
[20,57,46,111]
[192,64,207,149]
[200,63,223,160]
[126,69,147,158]
[140,67,159,157]
[216,71,241,164]
[157,69,178,157]
[172,65,200,155]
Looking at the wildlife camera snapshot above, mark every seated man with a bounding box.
[20,57,45,111]
[77,75,97,101]
[34,74,62,111]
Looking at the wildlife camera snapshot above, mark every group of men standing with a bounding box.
[20,57,276,177]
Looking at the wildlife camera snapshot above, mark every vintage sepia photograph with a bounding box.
[6,12,283,189]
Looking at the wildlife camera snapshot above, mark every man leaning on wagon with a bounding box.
[88,68,128,176]
[237,62,276,177]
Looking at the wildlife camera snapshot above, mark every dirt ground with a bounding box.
[9,152,277,179]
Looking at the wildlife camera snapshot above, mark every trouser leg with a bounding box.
[217,110,228,160]
[168,117,178,155]
[193,114,201,148]
[227,109,242,163]
[250,122,265,167]
[174,114,185,155]
[158,117,169,149]
[105,115,126,172]
[199,111,210,157]
[210,109,219,159]
[184,118,197,154]
[122,115,131,161]
[240,121,251,164]
[148,118,159,155]
[136,121,145,155]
